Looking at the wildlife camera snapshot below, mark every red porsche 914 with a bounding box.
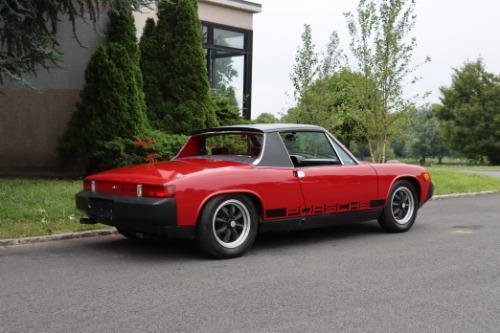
[77,124,433,258]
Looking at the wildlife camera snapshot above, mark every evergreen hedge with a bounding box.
[59,43,149,173]
[142,0,218,134]
[59,10,150,174]
[140,18,167,128]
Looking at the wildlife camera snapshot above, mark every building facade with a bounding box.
[0,0,261,175]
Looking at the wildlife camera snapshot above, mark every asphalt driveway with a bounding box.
[1,194,499,333]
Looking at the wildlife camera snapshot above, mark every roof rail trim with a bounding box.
[199,0,262,13]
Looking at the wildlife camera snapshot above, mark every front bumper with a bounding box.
[420,181,434,208]
[76,191,194,239]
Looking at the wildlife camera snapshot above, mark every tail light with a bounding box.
[83,179,174,198]
[139,184,176,198]
[83,180,96,192]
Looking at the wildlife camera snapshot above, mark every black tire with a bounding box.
[116,227,140,240]
[196,194,258,259]
[378,180,418,233]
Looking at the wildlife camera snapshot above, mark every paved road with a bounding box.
[461,170,500,179]
[1,195,499,333]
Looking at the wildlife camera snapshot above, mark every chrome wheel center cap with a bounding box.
[230,221,236,228]
[402,203,406,209]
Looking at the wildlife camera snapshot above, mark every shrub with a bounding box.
[211,89,242,126]
[95,131,188,170]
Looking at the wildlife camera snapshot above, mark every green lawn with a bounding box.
[428,167,500,195]
[1,170,499,239]
[0,179,104,239]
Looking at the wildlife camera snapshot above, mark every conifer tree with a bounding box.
[152,0,218,133]
[140,18,169,128]
[59,11,149,173]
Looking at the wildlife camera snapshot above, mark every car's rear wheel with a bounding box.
[378,180,418,233]
[197,195,258,259]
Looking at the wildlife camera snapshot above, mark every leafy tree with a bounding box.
[255,113,279,124]
[291,24,318,101]
[345,0,426,163]
[150,0,218,134]
[409,106,449,165]
[319,31,347,79]
[0,0,152,88]
[286,69,375,146]
[436,60,500,165]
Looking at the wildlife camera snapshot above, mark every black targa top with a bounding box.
[191,124,324,135]
[190,124,330,168]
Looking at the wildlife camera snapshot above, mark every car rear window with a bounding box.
[202,133,263,157]
[177,132,264,163]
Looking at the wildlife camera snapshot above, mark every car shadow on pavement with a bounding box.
[254,220,383,251]
[83,237,201,261]
[83,221,384,261]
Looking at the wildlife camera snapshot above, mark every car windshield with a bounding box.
[178,132,264,164]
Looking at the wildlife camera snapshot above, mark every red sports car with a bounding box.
[77,124,433,258]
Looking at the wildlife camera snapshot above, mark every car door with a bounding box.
[279,131,378,217]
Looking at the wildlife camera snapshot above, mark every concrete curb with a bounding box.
[432,190,498,200]
[0,191,498,248]
[0,228,118,248]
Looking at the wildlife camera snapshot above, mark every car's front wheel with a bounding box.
[197,195,258,259]
[378,180,418,233]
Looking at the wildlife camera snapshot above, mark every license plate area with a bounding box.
[88,198,113,221]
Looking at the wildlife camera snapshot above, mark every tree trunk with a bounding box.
[367,139,375,163]
[381,139,387,164]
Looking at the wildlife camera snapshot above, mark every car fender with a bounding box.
[195,189,265,223]
[384,174,426,206]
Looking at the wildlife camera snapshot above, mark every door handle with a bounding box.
[294,170,305,179]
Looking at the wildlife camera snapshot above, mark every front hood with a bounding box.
[369,162,426,174]
[87,158,250,185]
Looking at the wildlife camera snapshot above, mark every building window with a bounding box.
[202,21,253,119]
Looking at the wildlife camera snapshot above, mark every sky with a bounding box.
[251,0,500,118]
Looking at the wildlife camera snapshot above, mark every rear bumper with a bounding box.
[76,191,195,239]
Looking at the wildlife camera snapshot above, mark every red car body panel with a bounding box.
[79,124,432,235]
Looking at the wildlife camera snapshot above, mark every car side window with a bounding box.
[279,131,341,167]
[329,138,357,165]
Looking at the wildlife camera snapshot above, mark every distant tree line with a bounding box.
[282,0,499,165]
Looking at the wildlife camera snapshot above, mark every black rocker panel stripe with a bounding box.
[267,199,386,219]
[266,208,287,218]
[370,199,386,208]
[259,209,384,233]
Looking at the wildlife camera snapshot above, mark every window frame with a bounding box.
[325,132,360,166]
[201,21,253,119]
[278,130,343,168]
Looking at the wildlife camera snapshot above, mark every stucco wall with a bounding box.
[0,16,108,175]
[198,1,253,29]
